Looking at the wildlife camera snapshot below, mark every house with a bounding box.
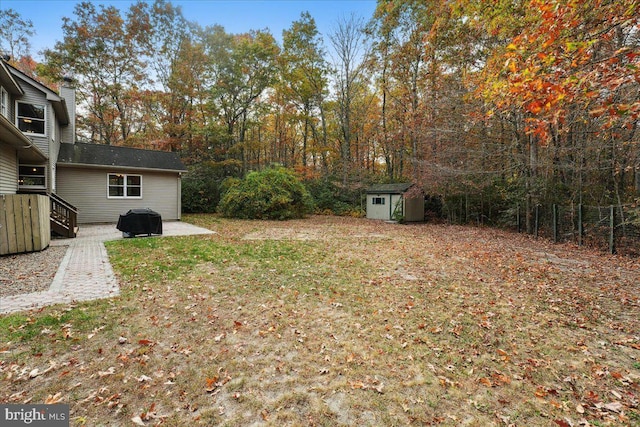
[57,142,185,224]
[366,183,425,222]
[0,59,57,255]
[0,58,186,254]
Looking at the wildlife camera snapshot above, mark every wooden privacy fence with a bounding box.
[0,194,50,255]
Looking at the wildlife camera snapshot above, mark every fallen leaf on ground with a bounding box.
[604,401,623,413]
[131,415,145,426]
[44,392,63,404]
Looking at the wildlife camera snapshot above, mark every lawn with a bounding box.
[1,215,639,426]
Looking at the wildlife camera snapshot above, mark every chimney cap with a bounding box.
[62,76,74,83]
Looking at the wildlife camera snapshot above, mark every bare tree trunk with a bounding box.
[329,14,368,185]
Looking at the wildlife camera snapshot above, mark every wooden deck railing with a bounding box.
[50,192,78,238]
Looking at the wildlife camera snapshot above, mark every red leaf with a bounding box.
[479,377,493,387]
[205,376,219,392]
[584,390,600,403]
[527,100,543,114]
[535,387,548,398]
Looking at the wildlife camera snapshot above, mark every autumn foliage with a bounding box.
[478,0,640,140]
[2,0,639,218]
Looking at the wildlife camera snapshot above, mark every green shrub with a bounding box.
[218,166,314,220]
[305,177,365,216]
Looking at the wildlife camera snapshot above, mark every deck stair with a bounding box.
[50,192,78,238]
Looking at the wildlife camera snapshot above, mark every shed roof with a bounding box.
[366,183,414,194]
[57,142,187,172]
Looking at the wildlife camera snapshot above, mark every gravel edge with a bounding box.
[0,245,69,298]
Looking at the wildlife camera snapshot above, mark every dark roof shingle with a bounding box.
[57,142,187,172]
[366,183,414,194]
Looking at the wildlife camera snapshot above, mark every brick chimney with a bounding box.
[59,76,76,144]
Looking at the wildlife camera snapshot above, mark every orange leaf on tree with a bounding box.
[527,100,543,114]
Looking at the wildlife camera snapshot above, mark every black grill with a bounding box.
[117,208,162,237]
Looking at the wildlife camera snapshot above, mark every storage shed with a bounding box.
[366,183,425,222]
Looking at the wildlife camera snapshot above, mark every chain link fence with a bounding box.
[443,199,640,256]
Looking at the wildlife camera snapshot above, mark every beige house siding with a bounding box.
[0,143,18,194]
[49,106,60,192]
[15,84,50,157]
[4,90,15,118]
[13,84,58,193]
[49,139,59,192]
[57,166,182,224]
[59,85,75,144]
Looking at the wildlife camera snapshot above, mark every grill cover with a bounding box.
[117,208,162,236]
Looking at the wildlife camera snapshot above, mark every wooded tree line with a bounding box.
[2,0,639,223]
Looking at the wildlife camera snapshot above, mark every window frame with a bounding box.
[0,87,7,118]
[107,173,143,199]
[16,101,46,136]
[372,196,385,205]
[18,165,47,189]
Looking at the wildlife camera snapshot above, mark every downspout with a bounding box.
[178,173,182,220]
